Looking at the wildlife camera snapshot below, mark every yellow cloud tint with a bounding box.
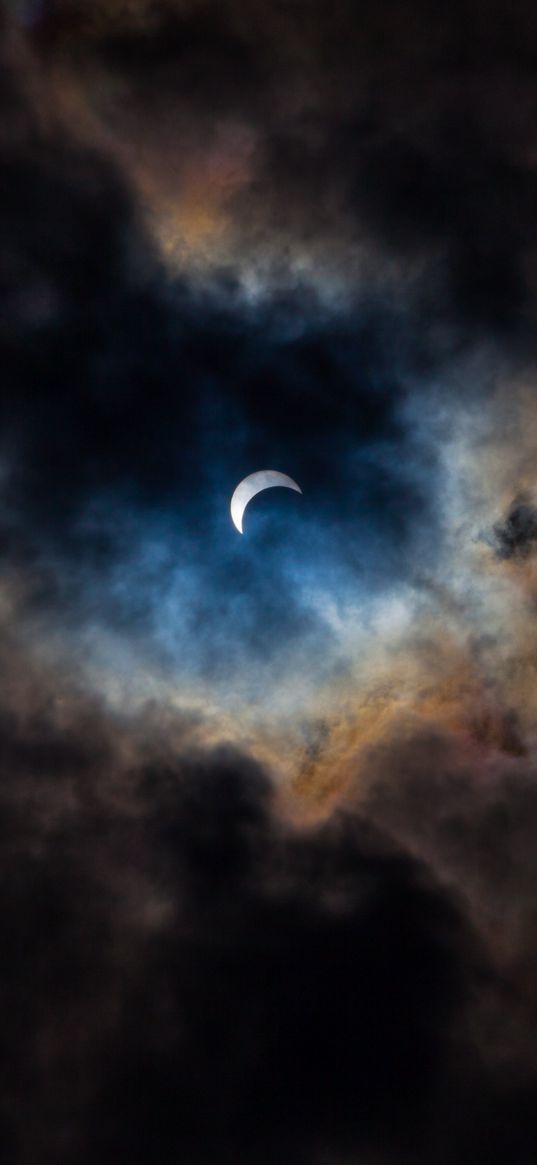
[135,123,256,264]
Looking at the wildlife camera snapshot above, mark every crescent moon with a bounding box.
[230,470,302,533]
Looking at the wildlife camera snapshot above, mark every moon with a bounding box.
[230,470,303,533]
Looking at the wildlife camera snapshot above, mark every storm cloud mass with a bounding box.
[1,0,537,1161]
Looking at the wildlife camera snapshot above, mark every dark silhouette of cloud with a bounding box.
[0,655,535,1163]
[492,494,537,560]
[0,665,473,1164]
[30,0,536,341]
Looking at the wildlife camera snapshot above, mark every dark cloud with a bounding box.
[94,6,267,117]
[94,819,461,1164]
[492,494,537,560]
[1,660,537,1164]
[352,724,537,1161]
[35,0,537,341]
[0,666,474,1164]
[242,76,537,343]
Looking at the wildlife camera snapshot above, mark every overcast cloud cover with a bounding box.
[1,1,537,1161]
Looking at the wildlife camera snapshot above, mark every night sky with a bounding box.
[2,2,537,1161]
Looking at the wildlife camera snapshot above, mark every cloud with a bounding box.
[492,493,537,560]
[16,0,535,342]
[0,648,474,1163]
[180,6,529,338]
[0,639,535,1164]
[0,55,442,689]
[1,4,537,1161]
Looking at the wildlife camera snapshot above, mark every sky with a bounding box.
[1,1,537,1161]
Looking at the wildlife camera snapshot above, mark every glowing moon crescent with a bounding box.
[230,470,302,533]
